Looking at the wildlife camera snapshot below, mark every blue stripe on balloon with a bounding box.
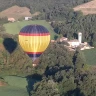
[27,53,41,58]
[20,25,49,34]
[27,53,41,61]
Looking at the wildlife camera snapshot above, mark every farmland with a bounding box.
[0,5,32,20]
[73,0,96,15]
[3,20,58,40]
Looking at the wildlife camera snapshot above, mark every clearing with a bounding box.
[0,76,38,96]
[73,0,96,15]
[0,86,28,96]
[3,20,58,40]
[0,5,32,20]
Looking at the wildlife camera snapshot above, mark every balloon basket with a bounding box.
[32,58,39,67]
[32,63,37,67]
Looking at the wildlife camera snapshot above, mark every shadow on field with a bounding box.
[26,74,42,96]
[3,38,17,54]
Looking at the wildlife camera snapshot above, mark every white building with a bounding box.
[60,37,68,42]
[8,18,15,22]
[67,32,82,48]
[68,39,80,48]
[61,32,94,51]
[80,45,94,50]
[25,17,32,20]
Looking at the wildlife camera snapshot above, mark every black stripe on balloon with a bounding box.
[20,25,49,34]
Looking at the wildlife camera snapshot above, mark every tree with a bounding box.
[58,77,76,96]
[92,33,96,47]
[31,78,60,96]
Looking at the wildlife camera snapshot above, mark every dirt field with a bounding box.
[0,44,4,51]
[0,5,32,20]
[73,0,96,15]
[0,81,7,87]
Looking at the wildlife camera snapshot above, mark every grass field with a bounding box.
[0,86,29,96]
[0,76,36,96]
[82,48,96,65]
[0,76,28,96]
[3,76,28,88]
[3,20,58,40]
[0,76,38,96]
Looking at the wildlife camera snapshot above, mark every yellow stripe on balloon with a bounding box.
[19,35,50,52]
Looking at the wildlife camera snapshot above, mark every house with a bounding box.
[80,45,94,50]
[25,17,32,20]
[68,39,80,48]
[64,32,82,48]
[8,18,15,22]
[60,37,68,42]
[60,32,94,51]
[51,40,56,43]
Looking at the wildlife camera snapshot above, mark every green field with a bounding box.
[3,76,28,88]
[0,76,38,96]
[82,48,96,65]
[3,20,58,40]
[0,86,28,96]
[0,76,28,96]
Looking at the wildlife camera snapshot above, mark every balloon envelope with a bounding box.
[19,25,50,61]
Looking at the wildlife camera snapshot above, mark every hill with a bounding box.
[0,5,32,20]
[73,0,96,15]
[3,20,58,40]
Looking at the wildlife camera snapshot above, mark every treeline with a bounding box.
[0,0,91,21]
[0,0,91,12]
[51,13,96,47]
[0,18,8,32]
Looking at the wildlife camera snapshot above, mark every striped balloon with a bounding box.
[19,25,50,62]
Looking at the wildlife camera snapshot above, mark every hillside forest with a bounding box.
[0,0,96,96]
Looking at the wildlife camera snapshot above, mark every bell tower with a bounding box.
[78,32,82,44]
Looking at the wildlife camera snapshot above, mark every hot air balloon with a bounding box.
[19,25,50,64]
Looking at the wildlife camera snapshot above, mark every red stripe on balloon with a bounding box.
[26,52,43,54]
[19,32,50,36]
